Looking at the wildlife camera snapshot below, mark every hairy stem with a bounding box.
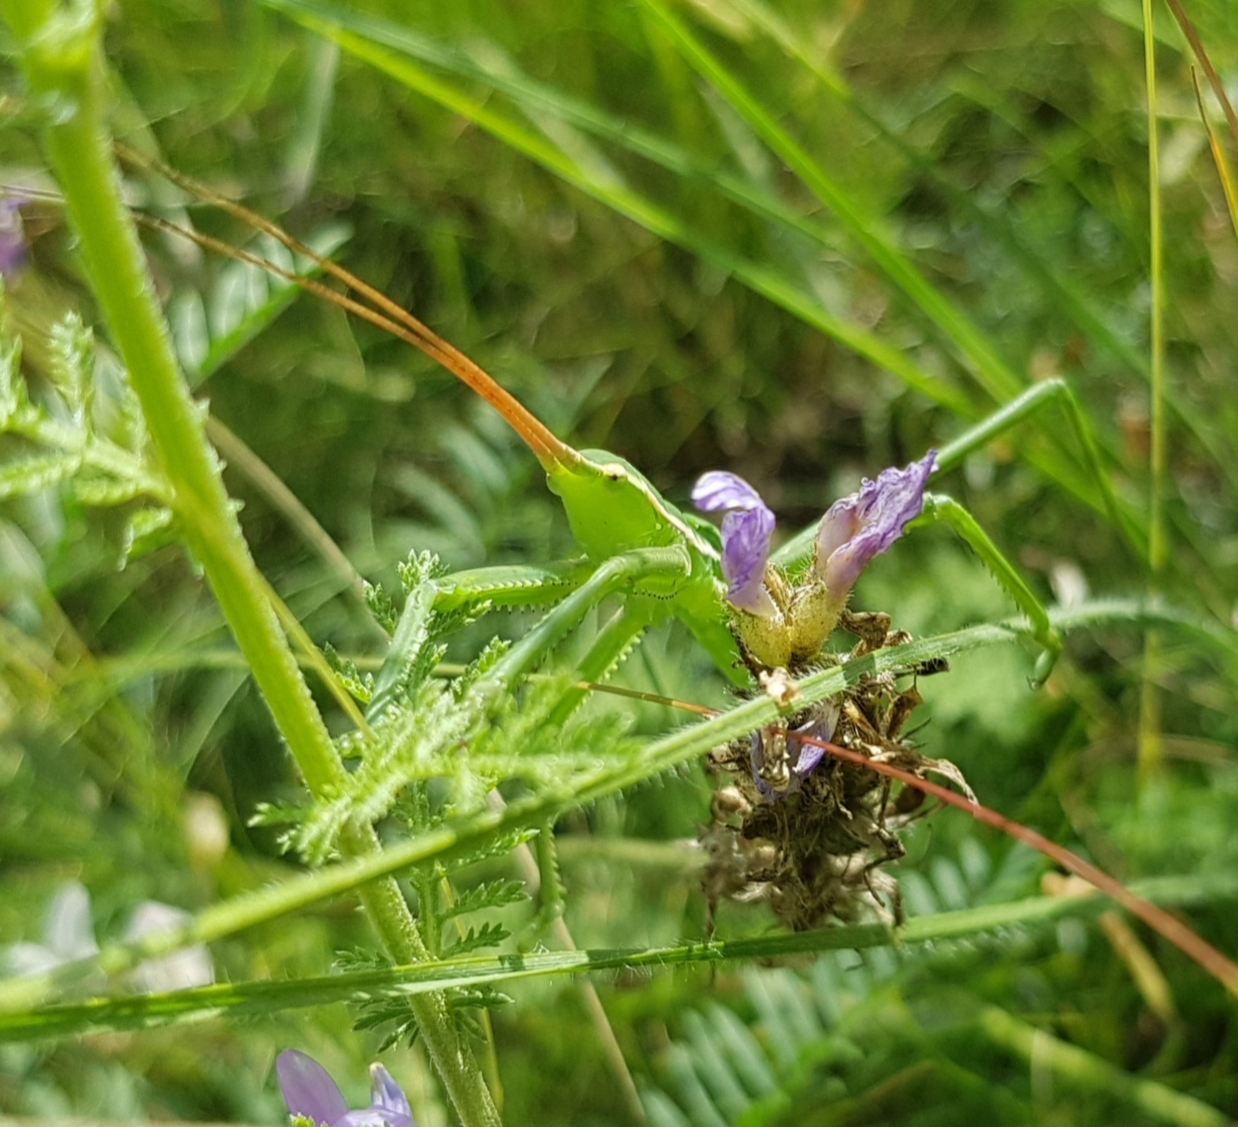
[2,4,498,1123]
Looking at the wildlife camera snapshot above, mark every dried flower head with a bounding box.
[704,661,971,933]
[276,1050,417,1127]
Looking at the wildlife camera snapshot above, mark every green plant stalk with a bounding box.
[976,1006,1228,1127]
[2,5,498,1124]
[3,596,1237,1020]
[1139,0,1166,785]
[4,869,1235,1044]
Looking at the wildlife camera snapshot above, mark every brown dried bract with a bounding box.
[702,619,969,934]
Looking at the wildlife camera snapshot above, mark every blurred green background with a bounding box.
[2,0,1237,1123]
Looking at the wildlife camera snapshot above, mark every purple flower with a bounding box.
[691,471,776,615]
[0,197,27,279]
[692,455,936,670]
[815,452,936,596]
[749,704,839,800]
[276,1050,417,1127]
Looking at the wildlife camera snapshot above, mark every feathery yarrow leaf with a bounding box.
[324,642,374,704]
[437,879,529,922]
[441,921,511,959]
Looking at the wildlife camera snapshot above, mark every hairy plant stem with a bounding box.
[2,4,498,1124]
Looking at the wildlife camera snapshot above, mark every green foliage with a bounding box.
[0,299,169,527]
[3,0,1238,1124]
[438,880,529,923]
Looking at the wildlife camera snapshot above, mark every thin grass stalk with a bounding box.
[5,868,1236,1045]
[1138,0,1167,785]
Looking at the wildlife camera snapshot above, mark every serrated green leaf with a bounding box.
[0,452,82,500]
[323,642,374,704]
[438,879,528,922]
[0,333,32,428]
[441,921,510,958]
[364,580,397,635]
[121,505,175,565]
[68,472,146,507]
[47,312,95,428]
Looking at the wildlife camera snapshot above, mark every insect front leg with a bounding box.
[368,558,593,719]
[934,377,1141,553]
[487,546,694,687]
[913,493,1061,686]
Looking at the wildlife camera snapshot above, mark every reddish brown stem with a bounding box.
[778,728,1238,999]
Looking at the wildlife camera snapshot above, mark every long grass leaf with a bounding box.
[638,0,1024,405]
[2,870,1234,1043]
[261,0,973,416]
[1138,0,1166,785]
[1193,70,1238,245]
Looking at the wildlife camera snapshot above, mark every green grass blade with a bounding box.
[975,1004,1232,1127]
[2,870,1234,1042]
[1193,70,1238,246]
[1138,0,1166,786]
[260,0,973,416]
[638,0,1025,405]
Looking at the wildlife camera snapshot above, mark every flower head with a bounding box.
[814,452,937,595]
[692,454,936,671]
[276,1050,417,1127]
[691,471,776,615]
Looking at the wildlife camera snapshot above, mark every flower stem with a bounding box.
[2,4,498,1123]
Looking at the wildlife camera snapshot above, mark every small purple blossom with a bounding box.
[815,452,936,596]
[749,705,839,800]
[0,198,27,279]
[276,1050,417,1127]
[691,471,776,615]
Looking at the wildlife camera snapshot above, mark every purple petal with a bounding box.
[691,470,766,513]
[337,1111,414,1127]
[749,706,838,800]
[691,471,777,613]
[817,452,936,594]
[0,197,27,279]
[791,707,839,781]
[369,1064,414,1124]
[720,506,775,613]
[748,732,776,800]
[276,1050,349,1127]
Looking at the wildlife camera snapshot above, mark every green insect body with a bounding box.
[543,448,743,679]
[121,154,1084,699]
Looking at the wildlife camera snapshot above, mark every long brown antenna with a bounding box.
[117,143,580,471]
